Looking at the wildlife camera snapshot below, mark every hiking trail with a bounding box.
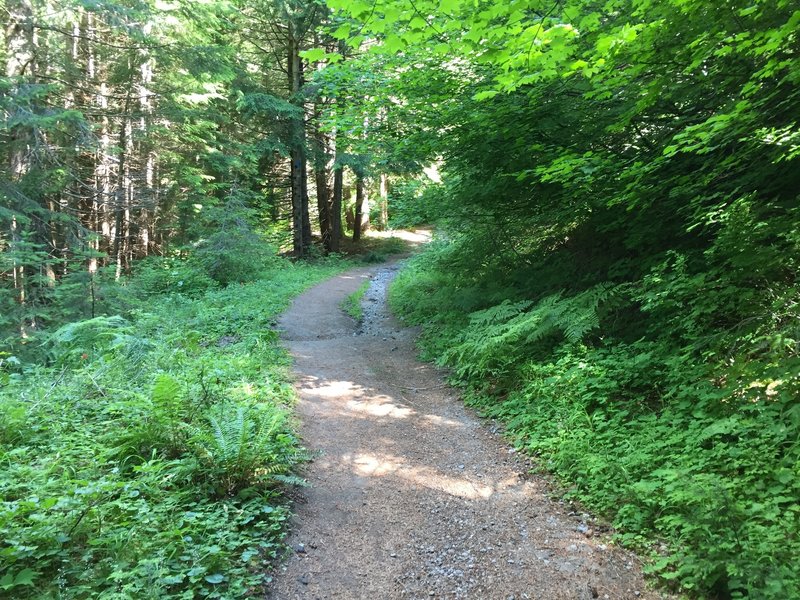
[271,258,666,600]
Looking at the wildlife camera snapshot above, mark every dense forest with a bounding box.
[2,0,798,598]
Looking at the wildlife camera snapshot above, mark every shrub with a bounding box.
[0,255,348,598]
[132,256,219,297]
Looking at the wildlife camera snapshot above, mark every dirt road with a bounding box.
[271,261,663,600]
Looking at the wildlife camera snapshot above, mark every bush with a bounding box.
[189,404,304,497]
[133,256,219,297]
[193,196,278,286]
[0,256,348,598]
[391,237,800,599]
[387,177,440,229]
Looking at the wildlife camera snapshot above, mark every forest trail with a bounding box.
[271,261,663,600]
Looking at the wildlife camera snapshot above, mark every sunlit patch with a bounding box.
[313,380,360,397]
[420,414,465,428]
[397,466,494,499]
[343,452,496,500]
[349,453,403,476]
[347,396,414,419]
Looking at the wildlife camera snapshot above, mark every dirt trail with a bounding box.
[271,261,664,600]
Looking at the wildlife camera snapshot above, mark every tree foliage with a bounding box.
[349,0,800,597]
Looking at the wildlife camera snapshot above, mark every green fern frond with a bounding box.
[443,283,617,379]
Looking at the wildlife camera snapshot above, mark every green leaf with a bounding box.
[332,24,351,39]
[381,34,406,53]
[299,48,327,62]
[205,573,225,584]
[473,90,500,101]
[409,16,427,29]
[0,574,14,590]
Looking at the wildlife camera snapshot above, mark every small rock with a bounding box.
[457,464,465,470]
[297,573,310,585]
[567,544,578,552]
[294,543,306,554]
[390,553,398,558]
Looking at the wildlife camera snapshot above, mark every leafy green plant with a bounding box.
[392,234,800,598]
[189,404,303,497]
[193,197,278,286]
[0,255,348,599]
[46,315,132,365]
[132,256,219,297]
[340,280,370,321]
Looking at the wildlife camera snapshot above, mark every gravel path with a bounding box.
[270,261,665,600]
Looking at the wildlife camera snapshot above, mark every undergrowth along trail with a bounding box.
[270,260,662,600]
[0,260,348,598]
[390,241,800,599]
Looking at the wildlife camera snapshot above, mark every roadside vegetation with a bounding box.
[341,280,370,322]
[0,253,349,598]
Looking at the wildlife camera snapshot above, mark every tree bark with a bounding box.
[331,164,343,252]
[113,85,132,278]
[352,174,364,242]
[287,22,309,257]
[315,165,331,249]
[313,104,332,251]
[379,173,389,231]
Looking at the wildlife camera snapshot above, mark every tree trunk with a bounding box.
[313,105,332,251]
[114,87,132,278]
[287,23,309,257]
[315,166,331,250]
[379,173,389,231]
[301,163,312,249]
[353,174,364,242]
[331,165,343,252]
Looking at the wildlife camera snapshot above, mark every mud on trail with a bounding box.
[271,261,666,600]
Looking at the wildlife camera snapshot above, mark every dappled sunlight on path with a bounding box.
[270,262,662,600]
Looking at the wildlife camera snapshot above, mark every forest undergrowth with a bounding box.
[390,234,800,600]
[0,254,350,598]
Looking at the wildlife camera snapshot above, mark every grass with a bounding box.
[340,280,371,322]
[339,231,414,263]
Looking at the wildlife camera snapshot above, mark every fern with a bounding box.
[151,373,180,409]
[47,315,131,364]
[444,284,616,380]
[190,405,300,496]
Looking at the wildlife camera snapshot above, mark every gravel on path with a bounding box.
[270,261,667,600]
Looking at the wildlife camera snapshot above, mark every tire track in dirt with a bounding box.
[270,261,666,600]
